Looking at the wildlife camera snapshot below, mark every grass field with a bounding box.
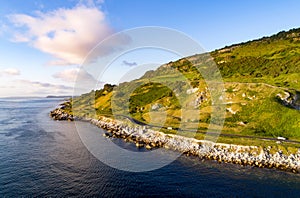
[67,28,300,149]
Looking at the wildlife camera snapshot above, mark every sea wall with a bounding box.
[50,108,75,121]
[50,108,300,173]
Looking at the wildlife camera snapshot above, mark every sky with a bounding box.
[0,0,300,97]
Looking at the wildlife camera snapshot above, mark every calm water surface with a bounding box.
[0,98,299,197]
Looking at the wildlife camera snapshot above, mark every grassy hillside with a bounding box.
[69,27,300,146]
[212,28,300,89]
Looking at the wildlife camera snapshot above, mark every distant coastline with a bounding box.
[46,95,72,99]
[0,96,71,99]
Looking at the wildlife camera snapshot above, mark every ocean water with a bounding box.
[0,98,299,197]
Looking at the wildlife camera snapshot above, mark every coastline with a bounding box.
[50,108,300,173]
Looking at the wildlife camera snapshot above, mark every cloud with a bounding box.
[53,68,80,82]
[11,33,30,42]
[53,67,96,83]
[79,0,105,7]
[0,68,21,76]
[8,3,115,65]
[122,60,137,67]
[0,79,75,97]
[18,79,73,90]
[0,22,8,36]
[52,68,105,94]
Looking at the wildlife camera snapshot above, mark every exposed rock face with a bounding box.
[50,107,300,173]
[194,87,209,107]
[186,88,199,94]
[151,103,161,111]
[277,91,300,110]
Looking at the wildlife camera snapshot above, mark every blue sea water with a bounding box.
[0,97,299,197]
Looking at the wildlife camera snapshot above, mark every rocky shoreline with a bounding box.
[50,108,300,173]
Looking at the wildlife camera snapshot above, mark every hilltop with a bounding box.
[66,27,300,151]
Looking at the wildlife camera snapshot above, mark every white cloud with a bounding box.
[53,68,80,82]
[8,3,114,65]
[18,79,73,90]
[17,79,74,95]
[0,79,74,97]
[11,33,30,42]
[53,67,96,83]
[0,68,21,76]
[52,67,105,94]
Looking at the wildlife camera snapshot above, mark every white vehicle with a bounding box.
[277,136,286,140]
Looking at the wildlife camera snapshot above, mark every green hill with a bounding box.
[69,27,300,148]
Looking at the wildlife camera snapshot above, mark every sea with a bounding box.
[0,97,299,197]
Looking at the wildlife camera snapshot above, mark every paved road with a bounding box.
[115,114,300,145]
[114,82,300,144]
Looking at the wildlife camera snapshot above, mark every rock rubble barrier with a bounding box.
[50,107,300,173]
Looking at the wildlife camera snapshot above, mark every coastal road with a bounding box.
[115,114,300,145]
